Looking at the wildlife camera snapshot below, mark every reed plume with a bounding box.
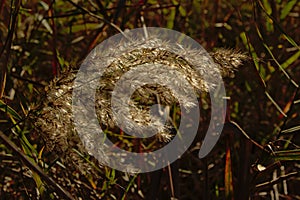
[34,35,248,175]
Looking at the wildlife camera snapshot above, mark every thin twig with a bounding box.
[255,171,298,192]
[229,121,265,151]
[167,162,175,198]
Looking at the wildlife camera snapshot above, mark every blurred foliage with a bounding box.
[0,0,300,199]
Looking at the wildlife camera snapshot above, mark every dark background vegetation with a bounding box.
[0,0,300,199]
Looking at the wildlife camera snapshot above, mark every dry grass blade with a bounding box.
[0,131,75,200]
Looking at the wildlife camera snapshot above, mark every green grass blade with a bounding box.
[281,50,300,69]
[281,125,300,134]
[274,149,300,161]
[280,0,298,20]
[255,25,299,88]
[0,99,22,121]
[121,174,138,200]
[257,0,300,50]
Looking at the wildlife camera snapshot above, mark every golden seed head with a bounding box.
[34,37,247,173]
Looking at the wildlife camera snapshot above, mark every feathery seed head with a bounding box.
[34,28,247,173]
